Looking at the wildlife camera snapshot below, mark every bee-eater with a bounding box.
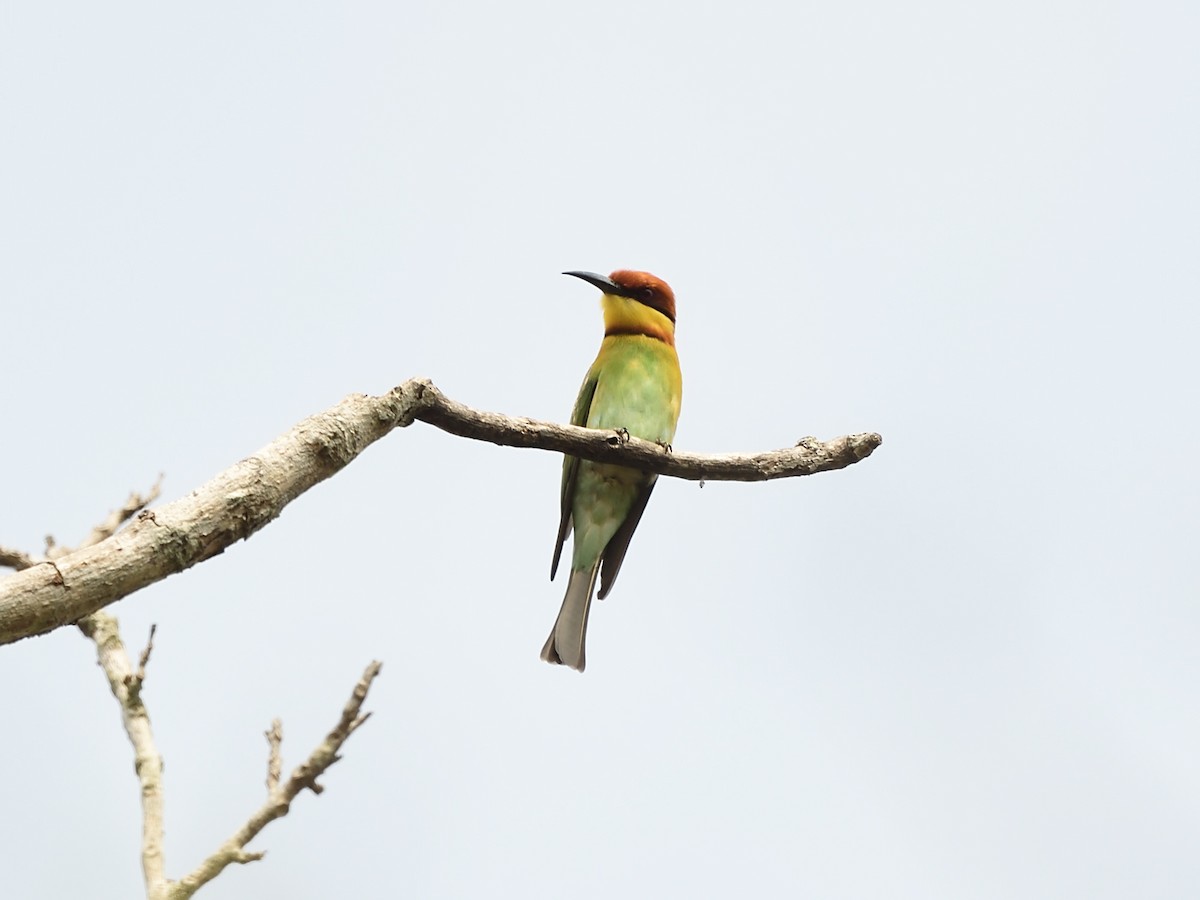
[541,269,683,671]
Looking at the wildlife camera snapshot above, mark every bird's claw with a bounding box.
[655,440,673,453]
[608,427,631,446]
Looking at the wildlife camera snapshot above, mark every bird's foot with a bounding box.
[607,427,631,446]
[655,440,673,453]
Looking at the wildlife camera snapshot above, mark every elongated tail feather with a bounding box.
[540,562,601,671]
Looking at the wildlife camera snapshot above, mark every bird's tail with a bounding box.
[540,563,600,672]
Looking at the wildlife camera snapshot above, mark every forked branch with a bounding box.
[168,661,382,900]
[12,490,380,899]
[82,614,380,900]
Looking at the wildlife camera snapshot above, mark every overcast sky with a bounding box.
[3,2,1198,898]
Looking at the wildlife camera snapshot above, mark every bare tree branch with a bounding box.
[50,486,174,899]
[169,662,383,900]
[79,611,170,898]
[413,379,882,482]
[0,378,882,645]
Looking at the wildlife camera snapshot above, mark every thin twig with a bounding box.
[137,624,157,676]
[127,623,158,698]
[77,476,165,551]
[265,720,283,794]
[0,546,37,571]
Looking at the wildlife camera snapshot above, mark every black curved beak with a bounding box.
[562,270,636,299]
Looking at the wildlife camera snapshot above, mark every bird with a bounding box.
[541,269,683,671]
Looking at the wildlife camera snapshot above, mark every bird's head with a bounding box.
[563,269,677,331]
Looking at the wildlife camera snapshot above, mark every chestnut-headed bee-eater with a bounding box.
[541,269,683,671]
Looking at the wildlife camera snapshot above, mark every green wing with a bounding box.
[550,369,599,580]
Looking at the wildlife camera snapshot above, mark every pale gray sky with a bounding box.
[3,2,1198,898]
